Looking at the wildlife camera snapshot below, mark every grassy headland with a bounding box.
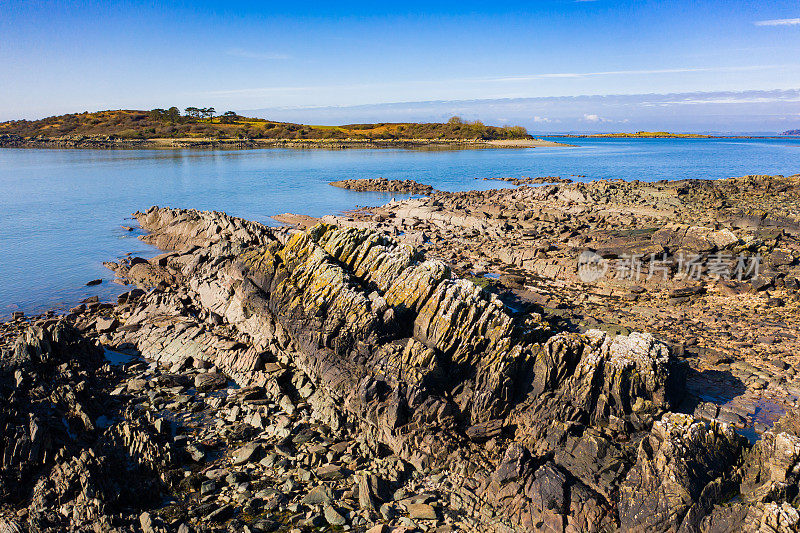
[0,109,562,149]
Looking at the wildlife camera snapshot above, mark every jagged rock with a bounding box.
[618,413,744,532]
[736,413,800,515]
[0,321,169,531]
[317,464,347,480]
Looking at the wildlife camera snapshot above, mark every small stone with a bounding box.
[139,512,155,533]
[154,418,171,435]
[279,394,296,415]
[201,480,217,495]
[127,378,148,392]
[302,514,326,528]
[205,504,233,522]
[302,485,333,505]
[233,442,262,465]
[669,285,705,298]
[324,505,347,526]
[406,503,438,520]
[96,316,118,333]
[317,463,346,480]
[195,372,227,392]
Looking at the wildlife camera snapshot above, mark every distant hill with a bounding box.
[0,109,532,141]
[783,129,800,136]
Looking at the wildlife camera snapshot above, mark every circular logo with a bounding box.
[577,250,608,283]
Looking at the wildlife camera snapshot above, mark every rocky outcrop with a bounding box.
[6,204,800,531]
[125,206,800,532]
[330,178,434,194]
[134,205,278,250]
[118,207,687,529]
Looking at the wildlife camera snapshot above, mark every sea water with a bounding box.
[1,137,798,317]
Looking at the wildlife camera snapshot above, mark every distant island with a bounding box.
[553,131,714,139]
[557,131,712,138]
[0,109,565,149]
[553,131,790,139]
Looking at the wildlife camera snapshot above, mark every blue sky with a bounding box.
[1,1,799,131]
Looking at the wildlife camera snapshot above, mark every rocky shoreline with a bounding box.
[2,174,800,532]
[0,135,564,151]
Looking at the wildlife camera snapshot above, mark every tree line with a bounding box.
[148,107,240,124]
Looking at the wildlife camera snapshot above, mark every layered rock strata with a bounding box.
[3,202,800,532]
[117,207,796,530]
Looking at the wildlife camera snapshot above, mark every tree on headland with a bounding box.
[165,107,181,124]
[200,107,216,120]
[184,107,200,118]
[219,111,239,124]
[148,107,181,124]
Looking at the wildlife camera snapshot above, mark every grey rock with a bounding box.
[324,504,347,526]
[233,442,262,465]
[302,484,333,505]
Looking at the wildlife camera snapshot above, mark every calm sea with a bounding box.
[1,137,798,318]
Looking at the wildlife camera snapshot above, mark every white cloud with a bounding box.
[755,18,800,26]
[199,64,799,102]
[583,114,601,122]
[485,65,786,83]
[639,92,800,107]
[533,116,551,123]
